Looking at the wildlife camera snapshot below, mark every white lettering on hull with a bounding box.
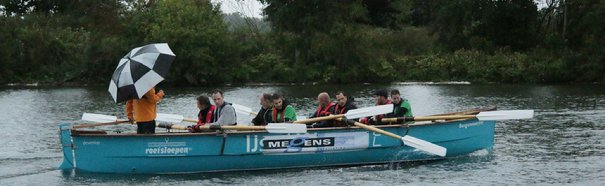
[459,122,483,129]
[144,138,190,156]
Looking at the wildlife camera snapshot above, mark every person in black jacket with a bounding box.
[252,93,273,126]
[332,91,357,127]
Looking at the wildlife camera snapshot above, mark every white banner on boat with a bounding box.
[260,132,369,154]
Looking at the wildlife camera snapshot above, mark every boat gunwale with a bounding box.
[69,106,496,137]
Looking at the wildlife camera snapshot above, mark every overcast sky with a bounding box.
[212,0,266,18]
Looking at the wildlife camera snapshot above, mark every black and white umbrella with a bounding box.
[108,43,175,103]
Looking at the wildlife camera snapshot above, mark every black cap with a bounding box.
[373,89,388,98]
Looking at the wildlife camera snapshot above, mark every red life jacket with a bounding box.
[334,103,347,114]
[272,107,286,122]
[315,102,336,117]
[197,105,216,125]
[375,100,392,121]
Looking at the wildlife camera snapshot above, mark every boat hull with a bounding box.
[59,119,495,173]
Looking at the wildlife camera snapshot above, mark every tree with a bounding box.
[128,0,235,85]
[432,0,538,51]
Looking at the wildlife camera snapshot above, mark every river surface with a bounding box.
[0,84,603,185]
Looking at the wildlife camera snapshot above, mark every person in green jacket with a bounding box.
[389,89,413,118]
[271,93,297,122]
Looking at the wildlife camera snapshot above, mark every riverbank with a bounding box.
[6,80,605,89]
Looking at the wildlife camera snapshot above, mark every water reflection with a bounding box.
[0,84,604,185]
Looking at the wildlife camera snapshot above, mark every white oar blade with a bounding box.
[476,110,534,121]
[344,104,394,119]
[156,113,184,123]
[401,135,447,157]
[82,113,117,123]
[233,103,254,115]
[266,123,307,133]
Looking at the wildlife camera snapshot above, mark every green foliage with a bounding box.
[0,15,91,83]
[432,0,538,51]
[127,0,235,85]
[0,0,604,85]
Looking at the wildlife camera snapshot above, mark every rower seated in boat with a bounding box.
[188,95,216,133]
[331,91,357,127]
[208,89,237,126]
[252,93,273,126]
[271,93,297,122]
[388,89,413,118]
[359,89,391,125]
[307,92,336,128]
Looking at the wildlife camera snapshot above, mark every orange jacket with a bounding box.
[126,88,164,122]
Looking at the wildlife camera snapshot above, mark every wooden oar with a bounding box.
[79,113,192,128]
[81,113,120,123]
[294,104,394,124]
[381,110,535,123]
[75,113,131,128]
[336,118,447,157]
[158,123,307,133]
[158,113,307,133]
[82,113,306,133]
[73,119,131,129]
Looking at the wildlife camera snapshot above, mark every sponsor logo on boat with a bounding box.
[253,132,369,154]
[263,137,335,149]
[145,138,190,156]
[459,122,483,129]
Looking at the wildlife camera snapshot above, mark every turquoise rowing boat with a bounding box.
[59,108,497,174]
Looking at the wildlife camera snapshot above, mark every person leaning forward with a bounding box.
[271,93,297,122]
[252,93,273,126]
[308,92,336,128]
[359,89,391,125]
[331,91,358,127]
[188,95,216,133]
[125,87,165,134]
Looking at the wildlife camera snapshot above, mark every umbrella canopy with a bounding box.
[108,43,175,103]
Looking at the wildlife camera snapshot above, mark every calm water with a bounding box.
[0,84,603,185]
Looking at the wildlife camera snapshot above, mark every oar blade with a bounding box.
[233,103,254,115]
[401,135,447,157]
[476,110,534,121]
[156,113,184,123]
[82,113,117,123]
[266,123,307,133]
[344,104,394,119]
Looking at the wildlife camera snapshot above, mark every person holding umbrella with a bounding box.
[108,43,176,134]
[126,87,165,134]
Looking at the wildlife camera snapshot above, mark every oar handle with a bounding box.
[180,118,261,127]
[158,123,267,131]
[156,123,188,130]
[336,118,402,139]
[200,125,266,130]
[183,118,197,123]
[73,119,131,129]
[382,115,477,123]
[293,114,344,124]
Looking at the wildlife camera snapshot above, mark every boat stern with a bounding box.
[58,123,75,170]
